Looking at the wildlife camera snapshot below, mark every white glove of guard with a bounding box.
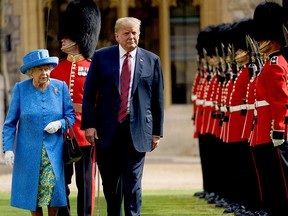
[44,120,61,134]
[272,139,285,147]
[4,151,14,169]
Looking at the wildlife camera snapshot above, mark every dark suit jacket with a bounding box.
[81,45,164,152]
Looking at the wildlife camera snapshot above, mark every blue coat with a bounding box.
[81,45,164,152]
[2,78,75,211]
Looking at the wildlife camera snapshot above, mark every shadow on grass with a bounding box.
[0,190,233,215]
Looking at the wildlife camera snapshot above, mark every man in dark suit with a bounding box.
[81,17,164,216]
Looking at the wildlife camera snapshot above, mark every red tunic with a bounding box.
[194,75,207,138]
[201,72,217,135]
[211,81,223,138]
[191,72,201,126]
[242,76,256,140]
[250,54,288,146]
[225,67,250,143]
[50,54,91,146]
[220,77,233,141]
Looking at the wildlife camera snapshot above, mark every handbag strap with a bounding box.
[65,118,77,138]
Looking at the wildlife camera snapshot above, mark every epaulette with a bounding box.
[270,56,278,65]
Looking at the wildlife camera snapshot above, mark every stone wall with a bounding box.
[228,0,282,21]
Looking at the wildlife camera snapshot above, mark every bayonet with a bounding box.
[221,43,228,72]
[215,47,222,73]
[203,48,212,73]
[246,34,263,74]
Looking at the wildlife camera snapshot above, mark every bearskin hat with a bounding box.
[196,25,218,58]
[253,2,285,46]
[214,23,232,57]
[231,19,255,51]
[196,25,213,58]
[59,0,101,59]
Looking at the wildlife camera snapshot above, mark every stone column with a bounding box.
[109,0,135,18]
[152,0,176,108]
[12,0,46,80]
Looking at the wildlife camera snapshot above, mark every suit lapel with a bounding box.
[132,48,144,95]
[112,46,120,94]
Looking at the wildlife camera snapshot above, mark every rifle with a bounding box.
[227,44,238,81]
[203,48,211,72]
[203,48,212,81]
[214,47,225,84]
[245,34,257,79]
[245,34,264,75]
[221,43,229,73]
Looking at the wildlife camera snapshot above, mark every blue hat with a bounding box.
[20,49,59,74]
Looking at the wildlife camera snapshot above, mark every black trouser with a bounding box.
[221,141,261,210]
[252,142,288,215]
[58,145,96,216]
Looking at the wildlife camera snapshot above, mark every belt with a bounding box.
[220,106,227,112]
[73,103,82,113]
[229,104,246,112]
[196,99,204,105]
[255,100,269,108]
[203,101,214,107]
[191,95,197,101]
[246,104,255,110]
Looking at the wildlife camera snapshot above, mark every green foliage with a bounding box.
[0,190,233,216]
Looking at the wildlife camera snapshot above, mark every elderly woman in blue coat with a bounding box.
[2,49,76,216]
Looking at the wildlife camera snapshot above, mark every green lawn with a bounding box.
[0,190,233,215]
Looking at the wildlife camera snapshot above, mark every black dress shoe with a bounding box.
[204,192,216,200]
[253,210,269,216]
[234,209,255,216]
[193,191,204,197]
[215,198,229,208]
[199,191,208,199]
[223,203,242,214]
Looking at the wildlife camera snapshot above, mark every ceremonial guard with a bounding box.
[50,1,101,215]
[222,19,262,215]
[192,26,213,198]
[249,2,288,215]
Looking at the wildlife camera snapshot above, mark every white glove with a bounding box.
[4,151,14,169]
[44,120,61,134]
[272,139,284,147]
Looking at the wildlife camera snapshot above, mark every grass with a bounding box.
[0,190,233,215]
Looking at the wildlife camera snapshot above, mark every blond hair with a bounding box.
[114,17,141,33]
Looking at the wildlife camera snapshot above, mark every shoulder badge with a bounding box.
[270,56,278,65]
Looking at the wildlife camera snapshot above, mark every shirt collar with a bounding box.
[119,45,137,59]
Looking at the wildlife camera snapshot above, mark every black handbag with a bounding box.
[64,118,83,164]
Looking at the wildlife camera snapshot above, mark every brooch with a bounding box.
[54,87,59,95]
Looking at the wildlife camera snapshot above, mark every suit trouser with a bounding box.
[97,118,146,216]
[58,145,96,216]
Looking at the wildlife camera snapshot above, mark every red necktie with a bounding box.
[118,52,131,123]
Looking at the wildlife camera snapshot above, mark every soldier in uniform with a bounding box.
[50,1,101,215]
[250,2,288,215]
[222,19,262,215]
[193,25,214,199]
